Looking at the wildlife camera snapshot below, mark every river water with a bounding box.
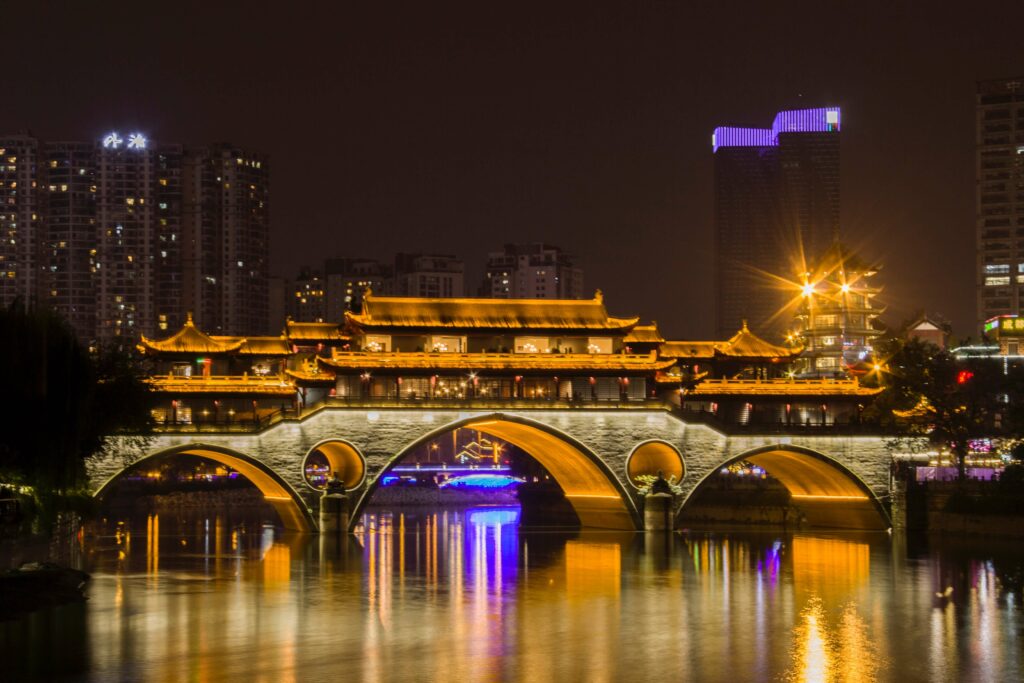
[3,506,1023,682]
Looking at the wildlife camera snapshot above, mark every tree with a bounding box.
[0,304,154,521]
[866,337,1024,479]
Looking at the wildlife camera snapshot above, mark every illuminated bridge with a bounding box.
[90,293,895,532]
[91,406,894,533]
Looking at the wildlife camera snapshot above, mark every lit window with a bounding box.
[986,264,1010,274]
[986,276,1011,286]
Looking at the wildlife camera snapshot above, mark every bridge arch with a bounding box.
[677,443,890,530]
[625,440,685,488]
[350,412,642,531]
[94,443,316,533]
[302,439,367,491]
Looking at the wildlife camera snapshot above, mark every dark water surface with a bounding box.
[3,507,1023,682]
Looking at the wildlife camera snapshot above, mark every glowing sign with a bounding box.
[997,316,1024,337]
[102,131,148,150]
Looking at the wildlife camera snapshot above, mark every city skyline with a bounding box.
[3,3,1024,340]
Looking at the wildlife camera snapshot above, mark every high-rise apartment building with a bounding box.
[38,140,97,340]
[393,253,464,298]
[2,131,269,343]
[182,145,270,336]
[713,107,841,340]
[480,243,584,299]
[0,135,40,310]
[976,78,1024,332]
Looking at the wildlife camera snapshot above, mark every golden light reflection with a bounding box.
[565,541,621,598]
[783,598,883,683]
[791,536,870,602]
[262,543,291,587]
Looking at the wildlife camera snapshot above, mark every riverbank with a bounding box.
[904,475,1024,538]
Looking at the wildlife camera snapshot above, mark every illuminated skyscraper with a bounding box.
[976,77,1024,332]
[713,107,841,339]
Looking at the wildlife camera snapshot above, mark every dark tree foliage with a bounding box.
[0,304,153,495]
[865,337,1024,479]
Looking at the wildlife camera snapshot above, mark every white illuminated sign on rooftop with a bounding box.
[102,131,148,150]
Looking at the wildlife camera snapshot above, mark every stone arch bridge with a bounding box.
[92,408,894,533]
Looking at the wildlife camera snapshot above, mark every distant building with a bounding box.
[393,253,464,298]
[182,144,270,337]
[790,244,884,377]
[983,314,1024,357]
[906,315,948,350]
[0,135,40,311]
[480,243,584,299]
[287,267,326,322]
[0,131,270,343]
[324,257,393,317]
[976,78,1024,332]
[713,107,841,339]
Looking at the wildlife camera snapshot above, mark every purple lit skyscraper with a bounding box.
[712,107,841,339]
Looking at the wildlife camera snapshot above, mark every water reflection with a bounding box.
[2,511,1023,682]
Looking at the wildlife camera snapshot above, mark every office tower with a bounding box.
[480,243,584,299]
[0,135,40,311]
[393,253,464,298]
[713,107,841,339]
[976,77,1024,331]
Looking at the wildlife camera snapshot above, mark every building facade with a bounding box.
[713,107,841,340]
[976,78,1024,331]
[790,245,883,377]
[0,132,269,343]
[0,135,40,310]
[393,253,464,298]
[324,257,393,317]
[139,292,879,432]
[182,145,270,337]
[287,266,327,322]
[480,243,584,299]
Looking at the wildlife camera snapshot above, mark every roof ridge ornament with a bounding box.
[594,289,603,303]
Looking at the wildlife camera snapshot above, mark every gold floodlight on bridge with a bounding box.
[94,444,315,533]
[680,445,890,531]
[462,417,637,530]
[349,413,640,531]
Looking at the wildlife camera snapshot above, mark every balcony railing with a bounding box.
[148,374,295,394]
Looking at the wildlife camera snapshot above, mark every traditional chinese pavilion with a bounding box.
[137,292,879,428]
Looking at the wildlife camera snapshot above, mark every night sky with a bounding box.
[5,2,1024,339]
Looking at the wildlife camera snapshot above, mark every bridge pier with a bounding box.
[319,491,349,533]
[643,493,674,531]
